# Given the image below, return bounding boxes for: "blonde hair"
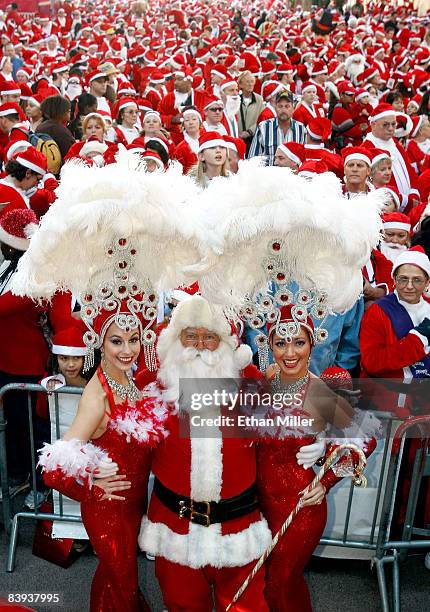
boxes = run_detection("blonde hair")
[238,70,253,84]
[82,113,107,137]
[187,157,230,187]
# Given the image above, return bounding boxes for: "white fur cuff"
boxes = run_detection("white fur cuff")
[38,439,110,484]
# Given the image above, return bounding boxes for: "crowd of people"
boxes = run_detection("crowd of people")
[1,0,430,610]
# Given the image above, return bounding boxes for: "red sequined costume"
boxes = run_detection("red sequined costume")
[39,367,169,612]
[257,393,376,612]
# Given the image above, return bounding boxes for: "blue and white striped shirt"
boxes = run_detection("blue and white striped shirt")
[248,117,307,165]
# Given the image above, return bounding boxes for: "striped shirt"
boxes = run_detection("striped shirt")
[248,117,307,164]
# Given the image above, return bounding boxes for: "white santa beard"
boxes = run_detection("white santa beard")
[380,241,408,262]
[158,339,240,404]
[225,96,241,118]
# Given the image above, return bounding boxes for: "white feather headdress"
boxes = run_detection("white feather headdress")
[12,151,205,299]
[184,159,383,313]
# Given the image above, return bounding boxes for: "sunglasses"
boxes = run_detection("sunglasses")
[208,107,223,112]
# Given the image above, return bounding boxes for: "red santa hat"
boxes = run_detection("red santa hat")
[0,80,21,97]
[369,103,396,123]
[395,112,413,138]
[277,142,306,166]
[113,97,138,119]
[13,147,47,176]
[4,139,31,160]
[370,148,391,167]
[141,150,164,169]
[52,326,87,357]
[79,137,109,158]
[0,101,26,121]
[392,244,430,279]
[85,70,107,86]
[198,131,227,153]
[309,60,328,76]
[182,107,202,123]
[223,135,246,159]
[410,115,425,139]
[170,282,200,303]
[277,62,295,75]
[342,147,371,166]
[298,159,329,177]
[301,81,317,94]
[0,208,38,251]
[382,211,411,231]
[337,80,356,96]
[307,117,332,141]
[378,186,401,210]
[203,96,224,112]
[219,77,237,92]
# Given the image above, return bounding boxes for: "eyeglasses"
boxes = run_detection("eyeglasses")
[395,276,427,288]
[208,107,223,112]
[382,122,397,128]
[181,330,220,347]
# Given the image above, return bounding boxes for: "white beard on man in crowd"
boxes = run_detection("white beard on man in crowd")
[380,241,408,263]
[225,95,241,118]
[157,337,244,407]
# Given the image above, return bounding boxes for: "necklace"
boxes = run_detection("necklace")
[271,371,310,395]
[102,367,141,403]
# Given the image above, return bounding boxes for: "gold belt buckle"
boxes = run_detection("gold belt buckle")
[191,500,211,527]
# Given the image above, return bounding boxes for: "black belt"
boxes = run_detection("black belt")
[153,478,259,527]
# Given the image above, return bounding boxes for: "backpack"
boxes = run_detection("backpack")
[27,131,62,176]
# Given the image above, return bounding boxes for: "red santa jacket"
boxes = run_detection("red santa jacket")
[0,285,48,376]
[0,180,29,220]
[292,101,325,126]
[159,90,208,144]
[331,103,363,147]
[138,367,271,568]
[304,144,343,177]
[173,139,198,174]
[362,249,394,294]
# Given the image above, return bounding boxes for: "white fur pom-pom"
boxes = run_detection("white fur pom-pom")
[234,344,253,370]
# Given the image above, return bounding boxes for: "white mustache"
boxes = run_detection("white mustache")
[180,346,221,366]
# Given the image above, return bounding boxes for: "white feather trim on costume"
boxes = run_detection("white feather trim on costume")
[138,515,272,569]
[38,439,109,484]
[109,403,169,446]
[234,344,253,370]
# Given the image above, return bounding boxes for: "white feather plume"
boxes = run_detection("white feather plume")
[184,160,383,312]
[12,151,206,299]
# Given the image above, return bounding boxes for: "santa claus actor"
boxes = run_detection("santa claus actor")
[139,296,324,610]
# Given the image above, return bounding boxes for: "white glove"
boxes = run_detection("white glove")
[296,438,326,469]
[94,457,119,479]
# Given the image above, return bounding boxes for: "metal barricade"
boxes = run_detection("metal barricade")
[373,415,430,612]
[1,382,429,611]
[0,382,84,572]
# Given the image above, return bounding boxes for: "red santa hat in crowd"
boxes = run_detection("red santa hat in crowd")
[12,147,48,176]
[0,101,26,121]
[52,326,87,356]
[0,208,38,251]
[198,131,227,153]
[298,159,329,177]
[140,150,165,170]
[391,245,430,278]
[223,135,246,160]
[410,115,425,139]
[307,117,332,141]
[378,186,401,210]
[382,211,411,232]
[342,147,371,166]
[369,103,396,123]
[370,148,391,167]
[277,142,306,166]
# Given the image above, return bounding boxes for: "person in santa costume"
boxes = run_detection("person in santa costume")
[173,107,202,174]
[0,208,48,499]
[360,246,430,415]
[363,103,421,210]
[292,82,325,127]
[273,141,306,172]
[380,211,411,264]
[138,295,326,611]
[0,147,48,219]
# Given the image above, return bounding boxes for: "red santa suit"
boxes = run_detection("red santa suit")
[331,103,363,147]
[292,101,325,126]
[159,90,208,144]
[0,177,29,220]
[173,134,199,173]
[138,298,271,611]
[362,248,394,295]
[257,103,276,125]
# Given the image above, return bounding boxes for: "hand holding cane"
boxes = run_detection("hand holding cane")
[225,443,367,611]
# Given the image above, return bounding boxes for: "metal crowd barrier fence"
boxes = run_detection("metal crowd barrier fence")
[1,383,429,612]
[0,382,84,572]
